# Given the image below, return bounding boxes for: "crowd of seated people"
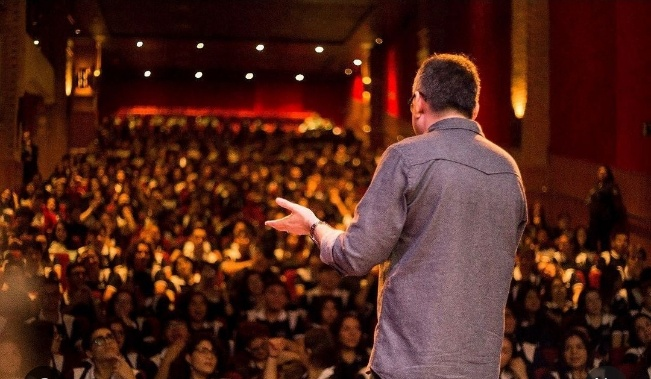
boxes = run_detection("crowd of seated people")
[0,115,649,379]
[503,208,650,379]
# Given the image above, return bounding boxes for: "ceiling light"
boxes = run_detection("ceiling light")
[144,70,151,77]
[256,44,265,51]
[33,40,40,45]
[295,74,304,81]
[375,38,383,45]
[245,73,254,80]
[195,71,203,79]
[93,69,101,77]
[344,68,353,75]
[353,59,362,66]
[136,41,143,48]
[196,42,204,49]
[362,76,372,85]
[315,46,324,53]
[75,29,81,35]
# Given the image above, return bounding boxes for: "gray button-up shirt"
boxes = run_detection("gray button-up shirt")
[320,117,527,379]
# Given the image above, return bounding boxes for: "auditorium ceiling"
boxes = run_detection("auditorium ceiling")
[71,0,415,79]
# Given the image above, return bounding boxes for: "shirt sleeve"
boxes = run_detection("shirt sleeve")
[320,146,408,276]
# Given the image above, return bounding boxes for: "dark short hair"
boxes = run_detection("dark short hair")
[82,323,112,351]
[413,53,480,118]
[304,327,337,369]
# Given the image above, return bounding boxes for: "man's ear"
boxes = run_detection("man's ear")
[414,92,427,115]
[471,103,479,120]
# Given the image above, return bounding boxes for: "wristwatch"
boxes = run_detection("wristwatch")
[309,220,327,245]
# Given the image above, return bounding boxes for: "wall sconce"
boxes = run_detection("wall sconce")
[511,0,527,119]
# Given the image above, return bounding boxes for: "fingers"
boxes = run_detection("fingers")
[274,197,299,212]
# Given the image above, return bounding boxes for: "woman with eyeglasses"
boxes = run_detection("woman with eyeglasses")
[157,334,225,379]
[64,324,141,379]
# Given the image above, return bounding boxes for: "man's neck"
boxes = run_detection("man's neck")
[420,111,469,134]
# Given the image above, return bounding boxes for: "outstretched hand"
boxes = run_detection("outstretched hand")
[265,197,319,235]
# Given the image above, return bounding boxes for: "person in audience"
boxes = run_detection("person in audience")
[231,269,267,316]
[544,329,594,379]
[622,247,647,312]
[301,326,340,379]
[573,226,596,275]
[173,335,224,379]
[26,278,85,355]
[245,279,307,342]
[568,288,616,361]
[65,324,141,379]
[104,240,156,307]
[499,335,529,379]
[331,312,369,379]
[310,296,342,329]
[620,313,651,365]
[600,230,629,270]
[299,264,350,323]
[230,321,280,379]
[180,290,230,348]
[169,255,199,294]
[108,318,158,379]
[62,261,97,319]
[513,283,548,369]
[172,226,221,265]
[150,314,190,367]
[105,289,141,352]
[586,165,627,252]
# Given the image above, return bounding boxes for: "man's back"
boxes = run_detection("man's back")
[362,118,527,378]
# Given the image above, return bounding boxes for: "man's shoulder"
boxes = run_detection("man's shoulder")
[388,127,521,177]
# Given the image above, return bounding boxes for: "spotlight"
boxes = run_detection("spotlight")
[256,44,265,51]
[295,74,304,81]
[195,71,203,79]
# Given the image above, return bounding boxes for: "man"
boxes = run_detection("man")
[266,53,527,379]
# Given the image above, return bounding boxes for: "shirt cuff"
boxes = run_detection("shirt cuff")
[319,227,345,266]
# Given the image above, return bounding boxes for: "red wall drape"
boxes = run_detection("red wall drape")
[550,1,651,174]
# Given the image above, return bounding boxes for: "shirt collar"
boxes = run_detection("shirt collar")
[427,117,484,136]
